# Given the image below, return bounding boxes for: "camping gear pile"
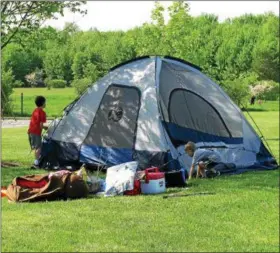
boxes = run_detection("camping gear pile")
[3,170,89,203]
[2,161,188,203]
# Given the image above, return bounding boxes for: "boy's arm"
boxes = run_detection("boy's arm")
[188,151,197,180]
[188,164,195,180]
[40,111,48,130]
[40,122,48,130]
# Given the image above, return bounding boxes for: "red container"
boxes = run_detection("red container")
[1,187,7,198]
[145,167,165,183]
[124,180,141,195]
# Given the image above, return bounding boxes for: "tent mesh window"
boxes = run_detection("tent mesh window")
[159,60,243,138]
[169,89,230,137]
[83,85,141,149]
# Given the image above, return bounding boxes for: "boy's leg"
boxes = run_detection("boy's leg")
[199,167,206,178]
[196,166,200,178]
[205,162,221,177]
[35,148,41,160]
[197,162,206,178]
[29,134,42,167]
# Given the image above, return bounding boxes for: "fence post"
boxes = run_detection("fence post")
[21,93,23,116]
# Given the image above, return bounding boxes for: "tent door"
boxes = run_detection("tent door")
[83,84,141,151]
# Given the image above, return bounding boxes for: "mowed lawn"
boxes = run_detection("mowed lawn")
[10,88,76,117]
[1,105,279,252]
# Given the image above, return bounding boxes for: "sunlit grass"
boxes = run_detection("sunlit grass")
[1,102,279,252]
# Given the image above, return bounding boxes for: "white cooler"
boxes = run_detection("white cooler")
[140,167,166,194]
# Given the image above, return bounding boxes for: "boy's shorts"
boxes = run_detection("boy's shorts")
[28,133,42,150]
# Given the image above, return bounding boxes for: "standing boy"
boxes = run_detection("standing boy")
[28,96,48,169]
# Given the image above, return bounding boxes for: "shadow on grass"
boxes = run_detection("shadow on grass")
[241,108,266,112]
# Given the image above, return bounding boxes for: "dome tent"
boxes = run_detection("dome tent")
[40,56,277,174]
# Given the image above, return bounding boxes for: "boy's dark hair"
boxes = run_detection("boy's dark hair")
[35,96,46,107]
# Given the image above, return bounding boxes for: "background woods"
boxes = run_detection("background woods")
[1,2,279,115]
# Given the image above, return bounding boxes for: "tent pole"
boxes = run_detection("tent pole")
[241,104,275,158]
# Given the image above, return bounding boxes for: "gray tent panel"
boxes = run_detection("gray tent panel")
[169,89,230,137]
[159,60,243,138]
[84,84,141,149]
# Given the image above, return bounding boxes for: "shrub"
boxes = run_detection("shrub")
[25,68,45,87]
[250,80,279,101]
[12,80,23,88]
[46,79,67,88]
[222,79,250,108]
[71,78,91,95]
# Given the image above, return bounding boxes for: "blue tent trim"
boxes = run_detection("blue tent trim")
[165,122,243,145]
[80,145,134,165]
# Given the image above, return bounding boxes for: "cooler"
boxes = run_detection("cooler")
[140,167,166,194]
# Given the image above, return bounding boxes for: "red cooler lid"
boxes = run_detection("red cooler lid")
[146,172,165,180]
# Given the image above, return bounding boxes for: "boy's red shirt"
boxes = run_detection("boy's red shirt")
[28,107,46,136]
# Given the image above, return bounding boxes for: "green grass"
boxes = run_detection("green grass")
[1,103,279,252]
[245,100,279,112]
[10,88,76,117]
[1,172,279,252]
[244,111,279,161]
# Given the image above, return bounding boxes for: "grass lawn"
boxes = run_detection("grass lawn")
[245,100,279,112]
[10,88,76,117]
[1,106,279,252]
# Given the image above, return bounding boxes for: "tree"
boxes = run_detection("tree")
[252,14,279,82]
[1,69,14,115]
[43,42,73,84]
[1,1,87,50]
[1,43,42,85]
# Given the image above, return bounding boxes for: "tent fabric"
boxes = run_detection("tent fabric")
[159,60,243,138]
[165,122,243,146]
[39,56,277,174]
[80,145,133,165]
[169,89,231,137]
[83,85,141,149]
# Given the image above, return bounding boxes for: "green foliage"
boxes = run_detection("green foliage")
[263,81,279,101]
[250,80,280,101]
[1,1,87,49]
[222,79,250,108]
[25,68,45,87]
[1,69,14,114]
[252,15,279,82]
[12,80,23,88]
[1,4,279,118]
[46,79,67,88]
[71,78,91,95]
[1,43,42,85]
[83,63,99,83]
[43,43,73,84]
[220,72,258,107]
